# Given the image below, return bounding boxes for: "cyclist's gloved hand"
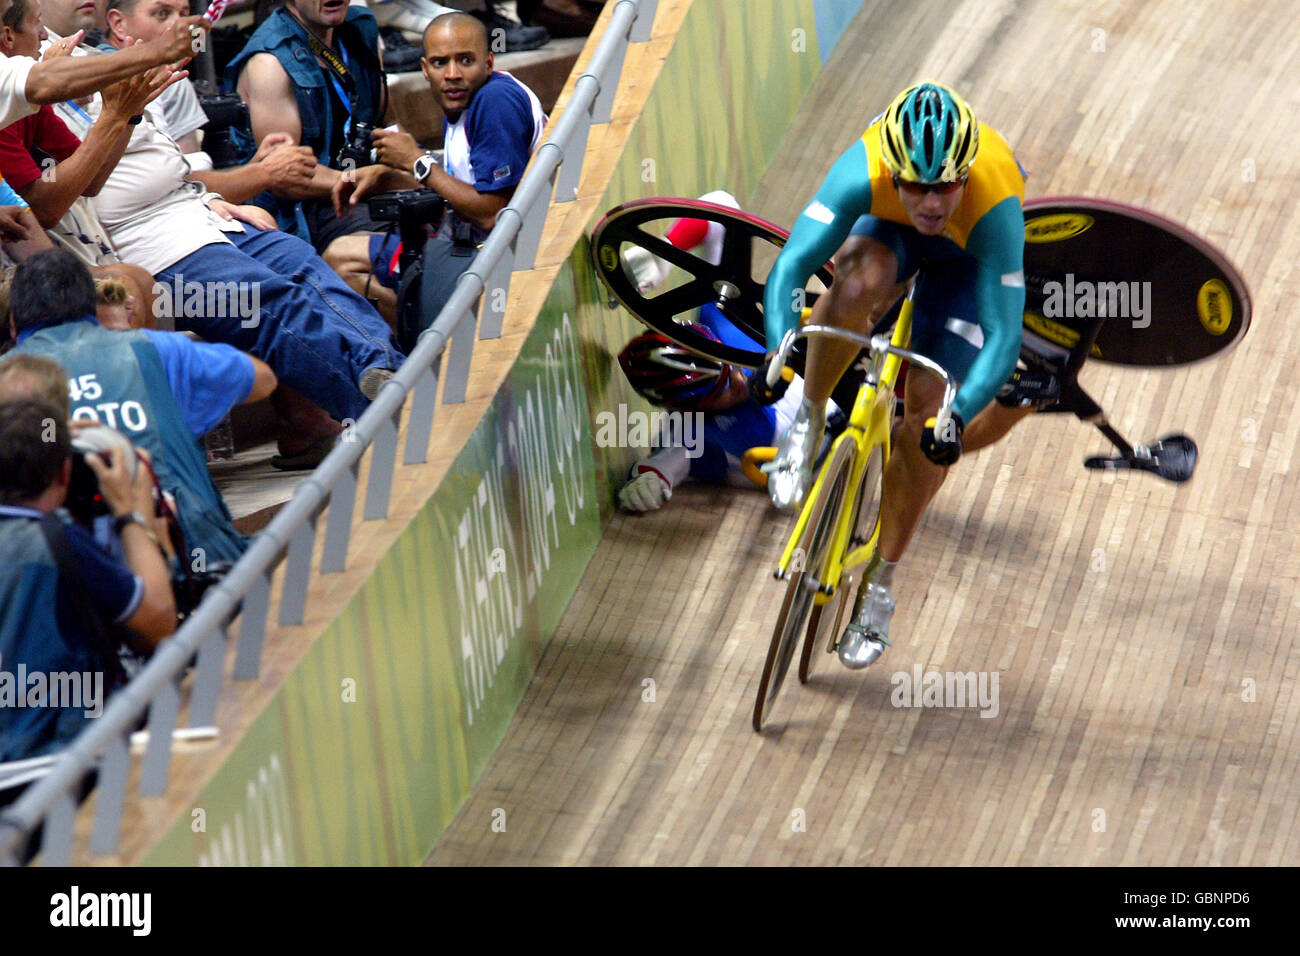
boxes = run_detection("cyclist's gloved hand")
[621,245,669,294]
[748,353,792,406]
[920,412,965,466]
[618,465,672,512]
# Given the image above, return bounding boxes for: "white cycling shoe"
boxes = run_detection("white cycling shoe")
[764,401,825,510]
[838,581,894,670]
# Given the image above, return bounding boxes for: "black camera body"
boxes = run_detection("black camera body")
[198,92,252,170]
[366,189,448,352]
[336,121,376,170]
[173,561,235,622]
[64,450,109,527]
[367,188,447,271]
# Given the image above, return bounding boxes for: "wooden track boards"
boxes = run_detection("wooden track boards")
[428,0,1300,865]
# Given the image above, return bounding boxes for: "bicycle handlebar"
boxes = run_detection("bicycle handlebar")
[768,324,959,433]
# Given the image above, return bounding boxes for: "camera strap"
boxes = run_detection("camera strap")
[303,28,359,136]
[37,514,126,682]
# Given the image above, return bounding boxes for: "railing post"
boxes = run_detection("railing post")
[41,789,77,866]
[441,298,478,404]
[89,735,130,855]
[188,625,227,728]
[321,460,360,573]
[480,245,515,340]
[630,0,657,42]
[139,679,181,796]
[278,509,319,626]
[403,364,441,465]
[555,90,595,202]
[232,571,271,680]
[514,162,557,270]
[363,406,402,520]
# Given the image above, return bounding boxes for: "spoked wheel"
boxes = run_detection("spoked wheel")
[591,198,835,369]
[798,442,887,684]
[753,441,854,732]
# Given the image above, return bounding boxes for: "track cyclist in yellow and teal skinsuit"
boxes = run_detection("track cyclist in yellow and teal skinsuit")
[757,82,1028,670]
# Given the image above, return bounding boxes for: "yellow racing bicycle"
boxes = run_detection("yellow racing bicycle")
[750,293,956,731]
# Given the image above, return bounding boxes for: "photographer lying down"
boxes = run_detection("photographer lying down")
[8,249,276,565]
[331,11,545,340]
[95,0,319,205]
[0,398,175,764]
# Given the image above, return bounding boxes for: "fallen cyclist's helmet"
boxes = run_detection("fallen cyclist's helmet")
[879,82,979,183]
[618,323,733,410]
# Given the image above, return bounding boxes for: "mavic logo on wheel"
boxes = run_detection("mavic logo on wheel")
[599,244,619,273]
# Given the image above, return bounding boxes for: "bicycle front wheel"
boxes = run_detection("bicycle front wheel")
[798,442,886,683]
[753,439,855,731]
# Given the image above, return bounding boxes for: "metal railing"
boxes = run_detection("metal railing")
[0,0,658,866]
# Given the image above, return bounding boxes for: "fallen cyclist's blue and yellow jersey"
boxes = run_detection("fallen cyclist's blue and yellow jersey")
[764,118,1027,424]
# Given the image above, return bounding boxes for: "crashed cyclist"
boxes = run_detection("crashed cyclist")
[758,82,1029,670]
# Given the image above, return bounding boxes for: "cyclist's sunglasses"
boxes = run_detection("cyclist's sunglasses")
[893,175,967,196]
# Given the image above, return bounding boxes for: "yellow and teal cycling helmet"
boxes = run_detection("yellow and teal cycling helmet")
[878,82,979,183]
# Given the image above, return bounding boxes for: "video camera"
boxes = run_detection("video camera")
[367,188,446,269]
[368,189,448,352]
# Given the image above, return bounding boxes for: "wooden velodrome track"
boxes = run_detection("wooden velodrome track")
[428,0,1300,865]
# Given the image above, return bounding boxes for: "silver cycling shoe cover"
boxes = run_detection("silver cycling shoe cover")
[765,400,826,510]
[838,581,894,669]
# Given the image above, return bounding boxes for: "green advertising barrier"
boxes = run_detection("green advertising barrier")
[147,268,599,865]
[142,0,851,865]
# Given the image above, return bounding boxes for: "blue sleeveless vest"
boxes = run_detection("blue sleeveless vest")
[0,510,101,761]
[224,7,383,238]
[14,321,248,566]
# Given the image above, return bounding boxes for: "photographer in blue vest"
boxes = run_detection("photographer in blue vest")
[0,397,176,762]
[226,0,401,317]
[9,249,277,567]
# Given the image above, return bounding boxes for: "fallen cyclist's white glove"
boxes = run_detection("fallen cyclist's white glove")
[621,245,670,294]
[618,466,672,512]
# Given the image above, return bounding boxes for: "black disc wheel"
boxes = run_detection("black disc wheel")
[591,197,835,369]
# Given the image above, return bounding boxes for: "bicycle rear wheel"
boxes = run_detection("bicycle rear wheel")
[753,440,854,731]
[798,443,886,683]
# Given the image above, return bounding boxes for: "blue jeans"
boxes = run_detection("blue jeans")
[156,227,404,423]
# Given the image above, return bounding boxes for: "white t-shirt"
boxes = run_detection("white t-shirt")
[85,111,240,274]
[0,54,38,131]
[151,77,209,144]
[41,38,240,275]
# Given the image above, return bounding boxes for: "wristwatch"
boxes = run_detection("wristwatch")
[113,510,161,549]
[412,152,437,183]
